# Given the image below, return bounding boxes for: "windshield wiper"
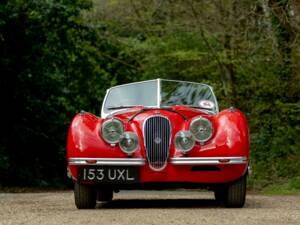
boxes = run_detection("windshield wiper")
[186,105,215,114]
[187,105,213,110]
[107,105,143,110]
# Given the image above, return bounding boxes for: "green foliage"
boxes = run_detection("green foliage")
[0,0,138,186]
[289,177,300,190]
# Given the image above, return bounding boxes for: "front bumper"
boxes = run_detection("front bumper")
[68,156,248,184]
[69,156,247,166]
[69,158,146,166]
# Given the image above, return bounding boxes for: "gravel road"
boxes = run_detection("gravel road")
[0,190,299,225]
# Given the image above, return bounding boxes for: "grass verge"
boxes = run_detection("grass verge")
[252,176,300,195]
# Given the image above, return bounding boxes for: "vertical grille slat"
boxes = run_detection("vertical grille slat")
[144,116,171,170]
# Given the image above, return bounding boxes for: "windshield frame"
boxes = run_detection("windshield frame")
[101,79,219,118]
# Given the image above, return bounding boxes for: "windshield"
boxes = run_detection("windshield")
[160,80,217,109]
[104,80,157,112]
[102,79,218,117]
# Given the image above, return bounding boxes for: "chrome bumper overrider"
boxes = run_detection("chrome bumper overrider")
[170,157,248,165]
[68,156,247,166]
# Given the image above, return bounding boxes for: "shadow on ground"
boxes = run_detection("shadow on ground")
[98,199,224,209]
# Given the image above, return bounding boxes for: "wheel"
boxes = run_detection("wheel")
[74,182,96,209]
[97,189,113,202]
[224,175,247,208]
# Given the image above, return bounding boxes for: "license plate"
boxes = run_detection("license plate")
[78,166,139,184]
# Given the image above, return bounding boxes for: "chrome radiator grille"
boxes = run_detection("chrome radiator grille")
[143,116,171,170]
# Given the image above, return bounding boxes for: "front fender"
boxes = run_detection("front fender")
[66,112,129,159]
[214,108,250,157]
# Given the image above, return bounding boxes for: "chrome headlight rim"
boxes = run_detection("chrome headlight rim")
[190,116,213,143]
[175,130,195,153]
[119,131,139,155]
[101,118,124,144]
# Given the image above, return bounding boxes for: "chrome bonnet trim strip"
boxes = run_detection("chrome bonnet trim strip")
[171,157,248,165]
[68,158,145,166]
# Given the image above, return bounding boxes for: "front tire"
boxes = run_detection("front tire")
[74,183,96,209]
[224,175,247,208]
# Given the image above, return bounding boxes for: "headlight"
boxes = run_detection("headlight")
[175,130,195,153]
[190,117,213,142]
[101,119,124,144]
[119,132,139,154]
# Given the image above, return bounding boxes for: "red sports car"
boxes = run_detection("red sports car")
[67,79,250,208]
